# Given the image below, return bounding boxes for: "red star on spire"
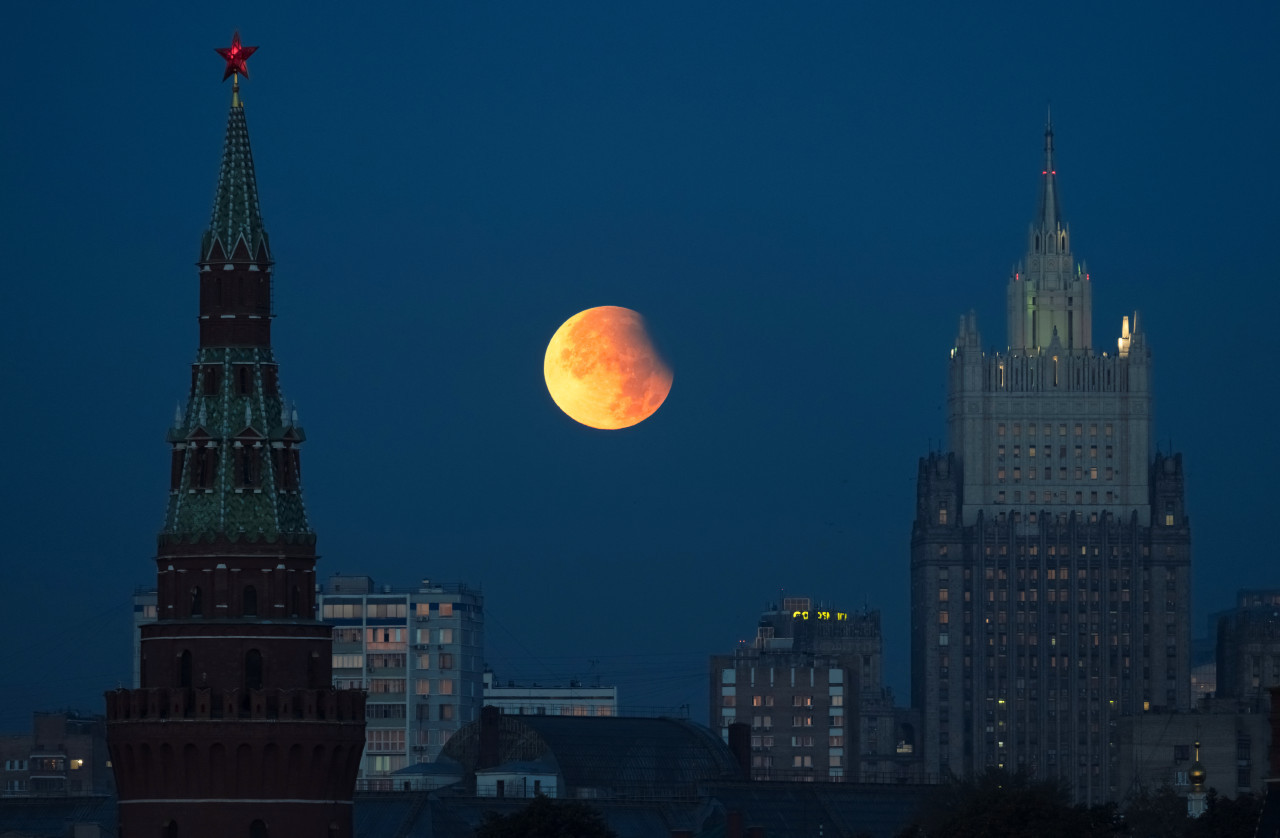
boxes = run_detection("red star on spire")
[215,31,258,81]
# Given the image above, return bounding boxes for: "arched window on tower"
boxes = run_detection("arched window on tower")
[249,820,268,838]
[190,587,203,617]
[179,650,192,689]
[245,649,263,692]
[163,820,179,838]
[308,651,321,689]
[290,586,301,617]
[234,444,261,488]
[243,585,258,617]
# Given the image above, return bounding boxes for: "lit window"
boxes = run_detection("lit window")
[439,603,454,618]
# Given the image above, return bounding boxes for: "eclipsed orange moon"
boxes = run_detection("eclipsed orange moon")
[543,306,673,430]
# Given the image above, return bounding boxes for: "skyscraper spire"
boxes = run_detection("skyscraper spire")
[1006,115,1091,351]
[1037,108,1062,233]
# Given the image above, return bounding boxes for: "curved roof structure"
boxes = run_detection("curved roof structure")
[441,714,740,799]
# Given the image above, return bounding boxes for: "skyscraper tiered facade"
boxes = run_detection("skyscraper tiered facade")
[910,120,1191,804]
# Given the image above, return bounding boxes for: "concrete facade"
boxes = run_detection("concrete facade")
[1216,590,1280,710]
[910,120,1192,805]
[0,713,113,798]
[319,575,485,784]
[482,671,617,717]
[707,597,923,782]
[1114,700,1270,800]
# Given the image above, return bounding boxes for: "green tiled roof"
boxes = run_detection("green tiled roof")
[163,347,312,541]
[200,96,270,263]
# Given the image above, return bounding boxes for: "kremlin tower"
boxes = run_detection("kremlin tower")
[105,34,365,837]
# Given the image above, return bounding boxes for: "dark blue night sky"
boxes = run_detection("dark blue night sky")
[2,2,1277,729]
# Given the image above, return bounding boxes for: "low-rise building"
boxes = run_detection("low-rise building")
[1113,698,1270,801]
[0,712,113,797]
[1217,590,1280,710]
[482,670,617,717]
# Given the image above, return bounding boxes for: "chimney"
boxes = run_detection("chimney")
[479,705,501,770]
[727,811,744,838]
[728,722,751,780]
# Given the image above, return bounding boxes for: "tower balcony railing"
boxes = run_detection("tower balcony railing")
[104,685,366,724]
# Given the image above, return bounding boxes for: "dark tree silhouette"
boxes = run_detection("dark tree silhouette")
[474,794,616,838]
[900,768,1121,838]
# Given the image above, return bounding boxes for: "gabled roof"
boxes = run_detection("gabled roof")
[442,715,741,799]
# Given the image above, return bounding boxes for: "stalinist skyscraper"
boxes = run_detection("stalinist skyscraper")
[910,118,1191,804]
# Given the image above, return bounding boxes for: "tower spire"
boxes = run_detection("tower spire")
[107,34,363,838]
[204,32,267,264]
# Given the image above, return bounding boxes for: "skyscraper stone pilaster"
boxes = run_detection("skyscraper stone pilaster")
[910,117,1192,805]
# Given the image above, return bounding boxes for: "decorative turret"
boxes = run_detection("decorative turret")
[106,35,364,838]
